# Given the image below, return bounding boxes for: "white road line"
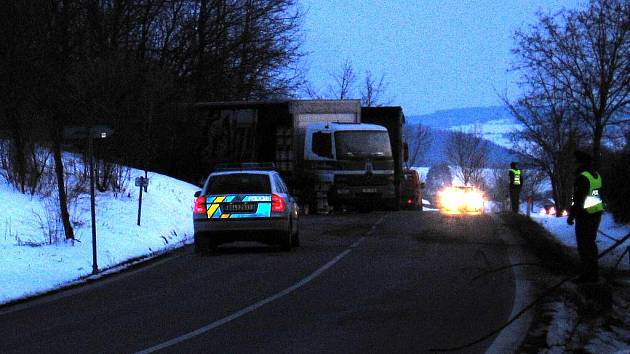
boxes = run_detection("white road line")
[135,248,354,354]
[135,215,386,353]
[485,218,535,354]
[351,237,366,248]
[365,214,387,237]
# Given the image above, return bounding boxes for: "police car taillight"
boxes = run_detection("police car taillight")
[193,196,207,214]
[272,194,285,212]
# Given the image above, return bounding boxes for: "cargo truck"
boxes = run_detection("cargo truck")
[189,100,400,213]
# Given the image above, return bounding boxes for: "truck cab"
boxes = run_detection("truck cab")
[303,122,396,211]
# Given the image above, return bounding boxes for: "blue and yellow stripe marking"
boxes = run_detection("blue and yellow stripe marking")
[205,194,272,219]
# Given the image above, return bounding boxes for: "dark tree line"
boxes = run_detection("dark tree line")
[0,0,304,240]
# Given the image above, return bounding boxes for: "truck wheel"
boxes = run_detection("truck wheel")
[386,198,400,211]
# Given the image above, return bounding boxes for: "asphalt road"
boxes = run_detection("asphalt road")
[0,210,519,354]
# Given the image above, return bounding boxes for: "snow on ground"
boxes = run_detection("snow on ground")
[537,288,630,354]
[528,211,630,354]
[450,118,521,149]
[0,168,198,305]
[531,212,630,271]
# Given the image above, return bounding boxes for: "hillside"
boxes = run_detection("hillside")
[407,106,515,129]
[407,127,518,168]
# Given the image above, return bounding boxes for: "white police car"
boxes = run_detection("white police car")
[193,164,299,253]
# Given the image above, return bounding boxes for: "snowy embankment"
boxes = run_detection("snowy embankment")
[0,169,198,305]
[528,211,630,354]
[531,212,630,271]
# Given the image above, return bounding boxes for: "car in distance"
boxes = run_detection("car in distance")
[193,164,299,253]
[400,168,423,210]
[437,185,485,215]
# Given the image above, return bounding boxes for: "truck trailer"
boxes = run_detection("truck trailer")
[189,100,401,213]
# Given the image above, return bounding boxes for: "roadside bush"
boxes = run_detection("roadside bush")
[0,139,51,195]
[601,149,630,224]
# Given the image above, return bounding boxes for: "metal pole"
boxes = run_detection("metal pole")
[89,132,98,274]
[137,179,143,226]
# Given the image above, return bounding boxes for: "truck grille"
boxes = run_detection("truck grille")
[337,160,394,171]
[335,174,390,186]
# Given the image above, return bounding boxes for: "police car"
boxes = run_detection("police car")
[192,164,299,253]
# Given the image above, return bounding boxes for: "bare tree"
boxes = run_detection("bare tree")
[513,0,630,168]
[446,129,489,187]
[361,70,388,106]
[327,59,357,99]
[301,81,323,99]
[404,124,432,166]
[489,168,510,212]
[425,162,452,201]
[502,80,581,215]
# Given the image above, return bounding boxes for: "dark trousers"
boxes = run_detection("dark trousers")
[575,212,602,280]
[509,187,520,213]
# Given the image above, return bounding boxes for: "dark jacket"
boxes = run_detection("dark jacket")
[569,166,601,219]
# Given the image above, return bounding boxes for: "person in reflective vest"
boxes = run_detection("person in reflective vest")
[567,150,604,283]
[509,162,522,213]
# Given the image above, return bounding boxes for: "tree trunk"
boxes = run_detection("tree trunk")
[7,108,27,193]
[52,124,74,240]
[592,123,603,170]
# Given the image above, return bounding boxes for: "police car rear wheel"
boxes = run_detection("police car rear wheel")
[194,233,215,255]
[291,229,300,248]
[280,223,293,252]
[194,233,207,255]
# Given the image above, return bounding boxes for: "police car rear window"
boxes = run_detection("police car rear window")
[204,174,271,195]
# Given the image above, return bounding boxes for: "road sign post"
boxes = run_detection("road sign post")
[135,177,149,226]
[526,195,533,217]
[88,133,97,274]
[63,125,113,275]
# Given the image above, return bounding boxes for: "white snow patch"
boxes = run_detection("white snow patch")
[531,213,630,270]
[449,118,521,149]
[529,212,630,354]
[0,168,198,305]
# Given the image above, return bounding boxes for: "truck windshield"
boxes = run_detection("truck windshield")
[335,131,392,159]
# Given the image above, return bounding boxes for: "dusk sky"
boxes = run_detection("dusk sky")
[301,0,584,115]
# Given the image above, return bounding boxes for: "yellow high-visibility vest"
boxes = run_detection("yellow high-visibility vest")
[510,169,521,186]
[581,171,604,213]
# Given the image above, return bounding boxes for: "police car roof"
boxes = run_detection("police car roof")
[307,122,387,132]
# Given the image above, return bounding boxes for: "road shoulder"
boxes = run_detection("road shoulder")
[484,214,539,354]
